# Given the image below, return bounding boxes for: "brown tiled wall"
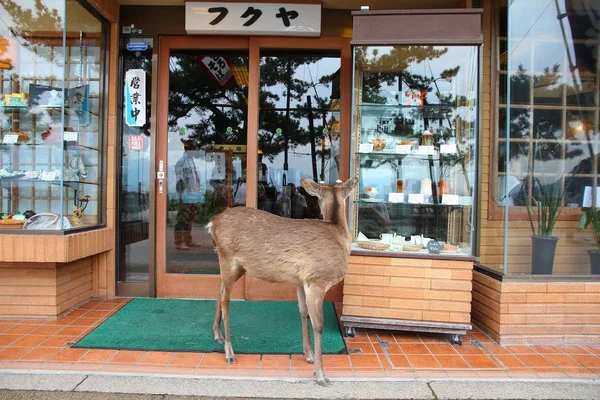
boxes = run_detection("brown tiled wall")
[0,257,92,319]
[342,255,473,324]
[472,271,600,345]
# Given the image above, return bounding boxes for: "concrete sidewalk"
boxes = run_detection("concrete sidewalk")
[1,371,599,399]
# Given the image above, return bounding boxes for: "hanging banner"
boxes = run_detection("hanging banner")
[125,69,146,127]
[200,56,233,87]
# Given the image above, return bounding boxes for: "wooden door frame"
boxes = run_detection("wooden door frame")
[155,35,351,301]
[156,36,249,299]
[245,36,352,301]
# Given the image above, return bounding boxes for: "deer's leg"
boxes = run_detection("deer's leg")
[305,284,328,386]
[296,285,314,364]
[221,260,245,364]
[212,281,224,344]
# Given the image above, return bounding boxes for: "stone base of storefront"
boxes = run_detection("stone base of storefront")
[472,267,600,345]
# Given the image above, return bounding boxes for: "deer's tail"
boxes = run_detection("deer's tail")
[206,221,213,234]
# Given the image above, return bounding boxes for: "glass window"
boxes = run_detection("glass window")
[495,0,600,275]
[351,45,479,256]
[258,52,341,219]
[166,50,249,274]
[0,0,107,231]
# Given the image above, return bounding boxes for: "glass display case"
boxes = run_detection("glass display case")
[350,45,479,256]
[0,0,107,232]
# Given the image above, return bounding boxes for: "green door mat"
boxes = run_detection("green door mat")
[74,298,347,354]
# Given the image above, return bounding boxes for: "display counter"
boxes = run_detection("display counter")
[342,9,482,344]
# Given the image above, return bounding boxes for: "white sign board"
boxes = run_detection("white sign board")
[125,69,146,127]
[200,57,233,87]
[185,2,321,36]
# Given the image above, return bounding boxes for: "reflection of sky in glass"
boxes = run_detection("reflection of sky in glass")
[354,46,479,198]
[502,0,600,207]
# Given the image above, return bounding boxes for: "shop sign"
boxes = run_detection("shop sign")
[185,2,321,36]
[128,135,144,151]
[125,69,146,127]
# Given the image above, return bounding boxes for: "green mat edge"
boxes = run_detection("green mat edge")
[73,298,349,355]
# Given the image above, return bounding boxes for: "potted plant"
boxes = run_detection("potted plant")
[525,176,565,274]
[578,207,600,275]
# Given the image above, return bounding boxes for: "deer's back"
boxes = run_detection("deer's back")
[209,207,350,287]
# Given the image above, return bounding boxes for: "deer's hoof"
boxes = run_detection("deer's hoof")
[214,336,224,344]
[226,355,237,364]
[305,354,314,364]
[316,377,330,387]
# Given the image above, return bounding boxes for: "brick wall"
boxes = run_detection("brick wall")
[342,255,473,325]
[472,270,600,345]
[0,257,93,319]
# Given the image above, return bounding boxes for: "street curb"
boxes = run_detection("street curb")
[1,371,599,399]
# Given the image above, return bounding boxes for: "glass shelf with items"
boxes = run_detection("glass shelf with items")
[350,44,479,257]
[0,80,104,232]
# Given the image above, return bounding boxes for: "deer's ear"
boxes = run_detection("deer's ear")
[341,177,359,198]
[301,178,321,197]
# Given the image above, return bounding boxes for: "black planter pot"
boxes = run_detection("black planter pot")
[588,250,600,275]
[531,235,559,275]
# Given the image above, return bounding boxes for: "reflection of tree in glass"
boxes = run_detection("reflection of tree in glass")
[358,46,475,192]
[169,54,339,181]
[168,55,248,151]
[1,0,63,64]
[259,56,338,180]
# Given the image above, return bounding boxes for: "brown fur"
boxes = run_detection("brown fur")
[208,177,358,386]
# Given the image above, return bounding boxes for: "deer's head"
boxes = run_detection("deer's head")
[300,178,358,224]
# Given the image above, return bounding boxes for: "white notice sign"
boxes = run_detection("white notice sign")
[185,2,321,36]
[63,131,78,142]
[125,69,146,127]
[3,134,18,144]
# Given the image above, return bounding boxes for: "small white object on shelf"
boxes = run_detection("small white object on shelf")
[388,193,404,203]
[359,143,374,153]
[408,193,425,204]
[441,194,459,205]
[458,196,473,206]
[440,144,457,154]
[395,144,412,154]
[417,145,435,155]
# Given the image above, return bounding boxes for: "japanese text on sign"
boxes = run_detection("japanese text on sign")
[128,135,144,151]
[125,69,146,127]
[186,2,321,36]
[209,152,226,180]
[200,57,233,87]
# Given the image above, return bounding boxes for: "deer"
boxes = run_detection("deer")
[207,177,358,386]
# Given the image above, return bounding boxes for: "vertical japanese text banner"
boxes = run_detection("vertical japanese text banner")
[125,69,146,127]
